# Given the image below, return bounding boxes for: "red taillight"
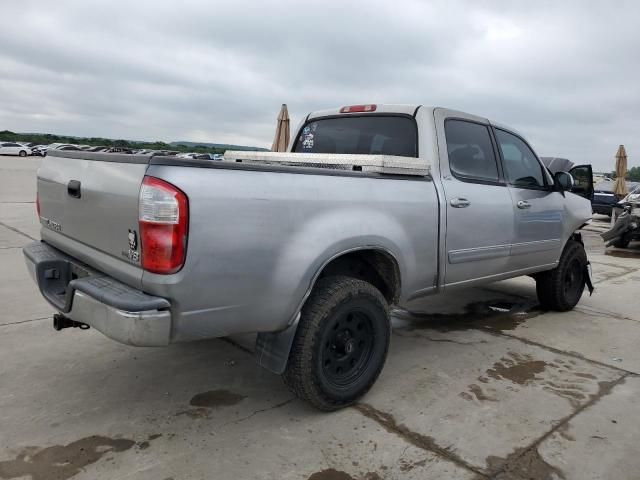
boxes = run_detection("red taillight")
[36,192,40,217]
[139,176,188,274]
[340,104,377,113]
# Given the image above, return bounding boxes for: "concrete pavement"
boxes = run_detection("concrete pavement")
[1,154,639,480]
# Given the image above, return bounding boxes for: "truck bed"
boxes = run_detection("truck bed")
[35,150,440,342]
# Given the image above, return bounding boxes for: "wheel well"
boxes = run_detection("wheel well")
[317,250,401,304]
[571,232,584,246]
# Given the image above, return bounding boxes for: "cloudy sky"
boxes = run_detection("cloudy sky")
[1,0,638,170]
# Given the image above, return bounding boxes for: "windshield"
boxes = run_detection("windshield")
[293,115,417,157]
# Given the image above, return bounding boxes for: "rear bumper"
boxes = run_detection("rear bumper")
[23,241,171,346]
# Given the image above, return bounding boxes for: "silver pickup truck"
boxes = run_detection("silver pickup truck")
[24,104,594,410]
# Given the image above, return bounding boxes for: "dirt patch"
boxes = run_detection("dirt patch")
[0,435,136,480]
[175,407,211,419]
[487,446,566,480]
[468,384,497,402]
[189,389,246,408]
[394,299,541,333]
[485,352,547,385]
[399,458,427,472]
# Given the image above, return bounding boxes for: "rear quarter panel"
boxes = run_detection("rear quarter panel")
[143,165,439,341]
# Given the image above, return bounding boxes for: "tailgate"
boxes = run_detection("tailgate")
[37,151,151,287]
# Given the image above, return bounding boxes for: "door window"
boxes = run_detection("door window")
[444,120,500,182]
[495,129,546,189]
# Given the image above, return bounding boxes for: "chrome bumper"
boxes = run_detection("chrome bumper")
[23,241,171,347]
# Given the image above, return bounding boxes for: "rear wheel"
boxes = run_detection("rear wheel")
[283,275,390,411]
[536,240,587,311]
[19,150,27,157]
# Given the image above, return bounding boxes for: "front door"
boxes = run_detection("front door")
[434,109,515,287]
[493,127,564,269]
[569,164,594,201]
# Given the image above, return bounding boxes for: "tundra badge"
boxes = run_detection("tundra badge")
[122,229,140,262]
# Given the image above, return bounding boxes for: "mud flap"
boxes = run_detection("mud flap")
[584,261,594,296]
[255,313,300,374]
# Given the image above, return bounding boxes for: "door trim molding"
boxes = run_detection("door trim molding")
[448,244,510,264]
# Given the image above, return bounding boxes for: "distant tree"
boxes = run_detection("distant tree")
[626,166,640,182]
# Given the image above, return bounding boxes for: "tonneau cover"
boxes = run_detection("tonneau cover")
[223,151,429,176]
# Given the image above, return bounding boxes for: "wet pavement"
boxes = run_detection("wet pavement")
[1,155,639,479]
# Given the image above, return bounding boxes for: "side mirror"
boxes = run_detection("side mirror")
[554,171,574,192]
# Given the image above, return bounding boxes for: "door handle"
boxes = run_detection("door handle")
[517,200,531,209]
[67,180,81,198]
[450,197,471,208]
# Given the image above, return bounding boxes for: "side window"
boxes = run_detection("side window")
[495,129,546,189]
[444,120,500,182]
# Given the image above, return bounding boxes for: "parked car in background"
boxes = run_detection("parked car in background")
[56,145,82,151]
[602,186,640,248]
[592,180,640,216]
[31,145,48,156]
[0,142,32,157]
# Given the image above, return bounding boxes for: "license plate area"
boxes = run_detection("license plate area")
[36,259,75,312]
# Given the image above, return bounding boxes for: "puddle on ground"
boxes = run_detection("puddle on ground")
[460,353,606,409]
[307,470,381,480]
[189,389,246,408]
[486,445,566,480]
[0,435,151,480]
[604,248,640,258]
[393,299,541,333]
[459,383,498,402]
[486,352,547,385]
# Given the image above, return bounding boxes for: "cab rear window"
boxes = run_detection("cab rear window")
[293,116,417,158]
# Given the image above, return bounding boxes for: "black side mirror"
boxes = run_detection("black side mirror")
[554,171,574,193]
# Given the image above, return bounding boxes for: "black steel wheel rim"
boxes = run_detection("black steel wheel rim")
[564,258,583,300]
[321,309,375,388]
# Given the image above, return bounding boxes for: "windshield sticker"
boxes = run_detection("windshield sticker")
[302,132,314,149]
[301,123,318,149]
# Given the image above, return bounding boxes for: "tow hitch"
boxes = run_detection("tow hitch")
[53,313,90,331]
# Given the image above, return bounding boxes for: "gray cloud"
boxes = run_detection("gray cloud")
[0,0,638,170]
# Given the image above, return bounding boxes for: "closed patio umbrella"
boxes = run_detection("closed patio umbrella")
[271,104,290,152]
[613,144,628,198]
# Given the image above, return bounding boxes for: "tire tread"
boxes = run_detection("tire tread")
[536,240,587,311]
[283,275,389,411]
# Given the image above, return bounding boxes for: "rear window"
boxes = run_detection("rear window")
[293,116,417,157]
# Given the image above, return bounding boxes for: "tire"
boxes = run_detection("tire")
[536,240,587,311]
[18,150,27,157]
[283,275,390,411]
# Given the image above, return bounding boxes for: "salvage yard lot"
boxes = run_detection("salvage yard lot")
[1,154,639,480]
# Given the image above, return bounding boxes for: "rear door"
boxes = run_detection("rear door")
[434,109,515,286]
[37,150,150,287]
[1,142,20,154]
[493,128,564,270]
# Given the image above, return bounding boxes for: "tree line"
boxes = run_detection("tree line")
[610,166,640,182]
[0,130,226,154]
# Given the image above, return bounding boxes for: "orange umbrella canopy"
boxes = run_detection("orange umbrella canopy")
[271,104,290,152]
[613,144,628,196]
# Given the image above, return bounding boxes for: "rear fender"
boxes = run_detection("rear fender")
[255,244,402,374]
